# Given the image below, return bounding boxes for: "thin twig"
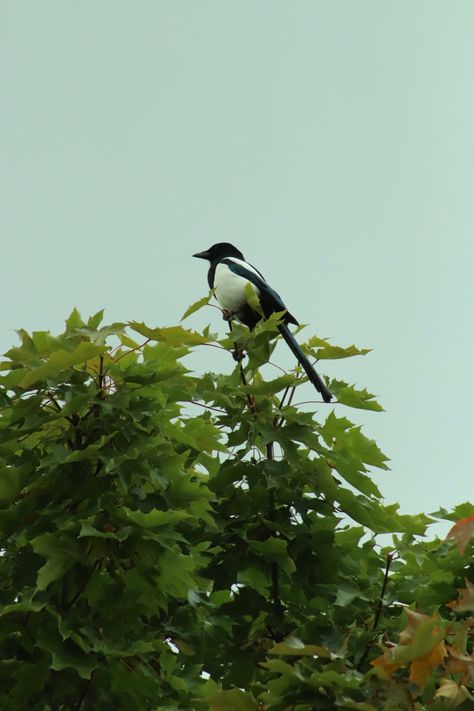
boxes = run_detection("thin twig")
[45,391,76,424]
[67,560,100,610]
[293,399,339,407]
[75,671,95,711]
[227,319,256,412]
[266,441,282,614]
[358,551,397,668]
[189,400,226,414]
[111,339,151,366]
[373,551,397,632]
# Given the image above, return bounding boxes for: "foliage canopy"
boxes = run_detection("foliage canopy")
[0,304,472,709]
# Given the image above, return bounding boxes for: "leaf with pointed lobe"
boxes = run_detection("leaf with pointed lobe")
[181,292,213,321]
[20,342,108,388]
[31,533,80,591]
[130,321,207,346]
[330,379,384,411]
[447,579,474,612]
[446,514,474,554]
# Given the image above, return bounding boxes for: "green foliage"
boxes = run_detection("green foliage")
[0,306,472,709]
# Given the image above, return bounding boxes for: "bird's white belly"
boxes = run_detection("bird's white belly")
[214,263,259,312]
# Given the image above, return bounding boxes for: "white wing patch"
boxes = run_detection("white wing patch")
[214,260,261,312]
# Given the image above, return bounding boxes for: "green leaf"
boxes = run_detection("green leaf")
[243,373,295,396]
[154,549,196,599]
[334,582,362,607]
[207,688,257,711]
[237,565,270,596]
[181,292,213,320]
[129,321,208,346]
[269,636,331,657]
[321,410,354,445]
[331,379,383,411]
[124,508,192,528]
[391,613,447,664]
[31,533,80,591]
[248,537,296,574]
[308,669,363,691]
[20,342,107,388]
[0,466,27,499]
[40,631,97,680]
[78,522,131,541]
[344,427,389,470]
[87,309,105,329]
[307,339,372,360]
[432,502,474,522]
[244,281,264,317]
[66,308,85,330]
[0,366,30,387]
[1,600,46,617]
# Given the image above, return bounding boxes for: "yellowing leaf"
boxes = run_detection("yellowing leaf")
[408,639,446,689]
[446,514,474,554]
[394,611,446,664]
[445,645,474,682]
[447,578,474,612]
[269,636,330,657]
[435,679,474,706]
[371,609,447,683]
[370,653,400,679]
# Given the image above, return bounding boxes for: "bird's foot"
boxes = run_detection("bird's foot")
[232,347,245,362]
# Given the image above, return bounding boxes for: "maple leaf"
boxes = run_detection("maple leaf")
[371,609,447,685]
[447,578,474,613]
[435,679,474,706]
[409,640,446,689]
[398,609,430,646]
[445,645,474,685]
[371,653,400,679]
[446,514,474,554]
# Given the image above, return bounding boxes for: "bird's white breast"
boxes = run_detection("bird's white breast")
[214,259,260,312]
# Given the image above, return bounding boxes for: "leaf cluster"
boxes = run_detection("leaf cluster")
[0,304,471,710]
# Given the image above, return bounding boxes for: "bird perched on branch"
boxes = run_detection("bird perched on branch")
[193,242,332,403]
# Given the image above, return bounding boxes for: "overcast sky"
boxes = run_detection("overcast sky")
[1,2,473,531]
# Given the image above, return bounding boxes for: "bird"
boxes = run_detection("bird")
[193,242,333,402]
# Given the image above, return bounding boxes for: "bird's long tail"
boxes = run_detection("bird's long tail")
[278,324,333,403]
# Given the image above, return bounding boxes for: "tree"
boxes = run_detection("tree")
[0,305,472,709]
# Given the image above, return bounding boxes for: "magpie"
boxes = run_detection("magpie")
[193,242,333,402]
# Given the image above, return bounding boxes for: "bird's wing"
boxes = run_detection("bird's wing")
[222,257,288,314]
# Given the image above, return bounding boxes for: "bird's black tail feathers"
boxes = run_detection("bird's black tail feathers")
[278,324,333,403]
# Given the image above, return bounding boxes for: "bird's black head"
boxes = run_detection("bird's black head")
[193,242,244,263]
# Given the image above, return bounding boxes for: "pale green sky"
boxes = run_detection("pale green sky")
[1,2,473,527]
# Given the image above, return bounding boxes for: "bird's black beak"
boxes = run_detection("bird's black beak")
[193,250,210,260]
